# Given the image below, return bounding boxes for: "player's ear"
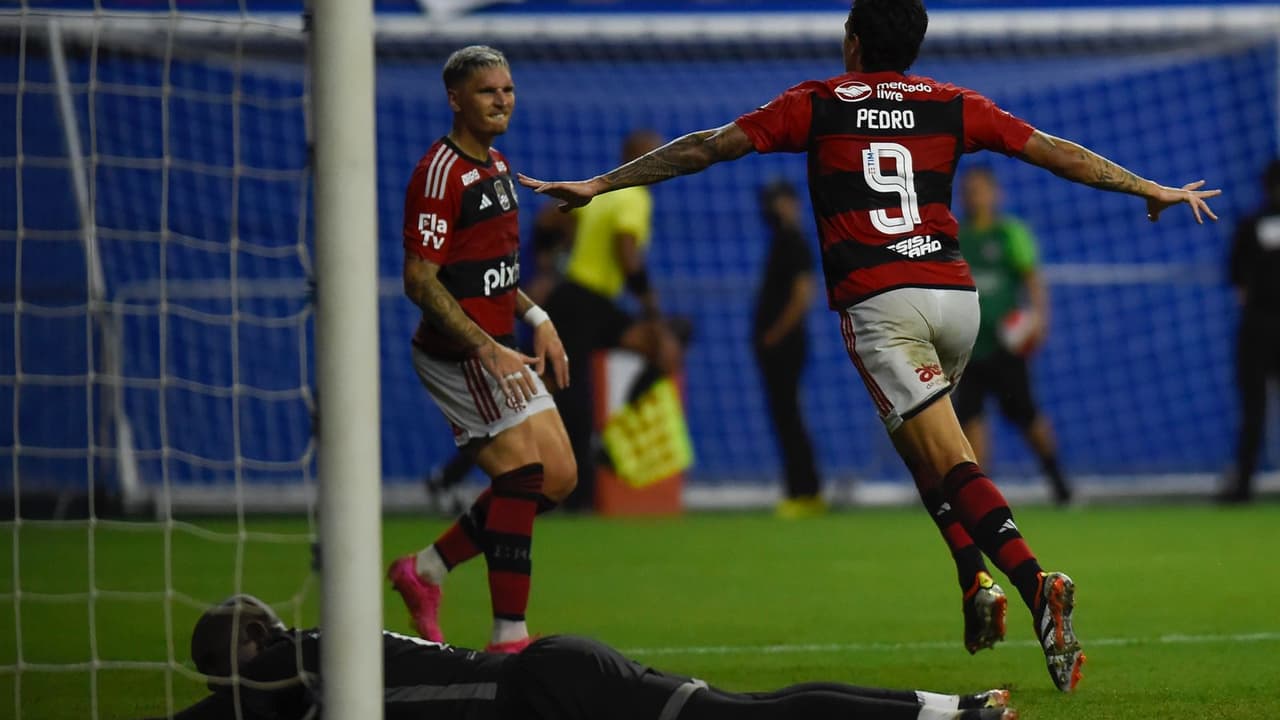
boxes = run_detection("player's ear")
[446,86,462,113]
[243,619,268,645]
[843,33,862,72]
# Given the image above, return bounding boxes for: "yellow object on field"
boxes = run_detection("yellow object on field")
[601,377,693,488]
[775,495,828,520]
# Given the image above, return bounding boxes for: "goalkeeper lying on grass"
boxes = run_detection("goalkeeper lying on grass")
[141,594,1017,720]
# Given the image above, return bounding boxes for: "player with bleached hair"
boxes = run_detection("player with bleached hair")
[388,44,576,654]
[520,0,1219,693]
[138,594,1020,720]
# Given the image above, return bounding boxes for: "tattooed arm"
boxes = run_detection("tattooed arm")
[517,123,755,210]
[596,123,755,190]
[1018,130,1220,223]
[404,252,539,402]
[404,252,491,353]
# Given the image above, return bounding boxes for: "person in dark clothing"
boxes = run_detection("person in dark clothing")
[543,130,685,511]
[142,595,1018,720]
[1224,158,1280,502]
[753,180,824,518]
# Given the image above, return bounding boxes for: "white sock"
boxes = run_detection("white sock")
[415,546,449,585]
[915,691,959,710]
[490,619,528,646]
[915,707,961,720]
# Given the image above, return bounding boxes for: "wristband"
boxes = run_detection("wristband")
[523,305,550,328]
[625,268,651,296]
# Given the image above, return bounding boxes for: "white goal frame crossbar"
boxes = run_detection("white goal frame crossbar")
[2,5,1279,42]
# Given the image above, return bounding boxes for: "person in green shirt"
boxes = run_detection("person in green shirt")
[953,167,1071,506]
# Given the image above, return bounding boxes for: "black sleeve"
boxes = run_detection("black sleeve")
[139,692,236,720]
[236,635,314,718]
[1230,217,1256,288]
[785,231,816,282]
[139,634,316,720]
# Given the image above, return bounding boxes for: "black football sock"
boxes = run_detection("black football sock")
[943,462,1043,611]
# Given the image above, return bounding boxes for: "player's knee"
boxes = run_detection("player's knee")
[542,458,577,502]
[895,407,975,478]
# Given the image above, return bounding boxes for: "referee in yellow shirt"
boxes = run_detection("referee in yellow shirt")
[544,130,682,511]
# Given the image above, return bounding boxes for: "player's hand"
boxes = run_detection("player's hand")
[758,326,784,350]
[1025,317,1048,354]
[474,340,540,407]
[517,174,603,212]
[531,320,570,392]
[1146,180,1221,224]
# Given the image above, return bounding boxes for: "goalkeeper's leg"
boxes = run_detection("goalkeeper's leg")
[681,685,1015,720]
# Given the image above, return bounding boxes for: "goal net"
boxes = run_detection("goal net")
[1,6,320,718]
[2,2,1279,715]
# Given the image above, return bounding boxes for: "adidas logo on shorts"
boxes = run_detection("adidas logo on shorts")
[479,193,493,210]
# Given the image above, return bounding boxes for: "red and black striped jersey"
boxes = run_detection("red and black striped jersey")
[403,137,522,359]
[736,71,1035,309]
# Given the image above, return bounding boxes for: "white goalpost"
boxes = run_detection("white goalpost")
[309,0,384,716]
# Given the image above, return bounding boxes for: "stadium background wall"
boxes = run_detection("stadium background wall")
[2,9,1277,506]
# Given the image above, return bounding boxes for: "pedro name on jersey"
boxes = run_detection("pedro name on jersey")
[403,138,521,359]
[735,72,1035,309]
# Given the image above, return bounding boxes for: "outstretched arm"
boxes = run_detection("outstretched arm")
[1017,130,1221,223]
[518,122,755,210]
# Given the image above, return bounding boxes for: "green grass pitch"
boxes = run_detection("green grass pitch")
[2,502,1277,719]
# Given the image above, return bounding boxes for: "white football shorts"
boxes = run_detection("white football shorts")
[837,287,979,433]
[412,346,557,447]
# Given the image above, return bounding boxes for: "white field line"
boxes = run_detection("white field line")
[621,631,1280,657]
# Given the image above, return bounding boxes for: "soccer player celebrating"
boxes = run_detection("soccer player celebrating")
[389,45,576,654]
[140,594,1019,720]
[519,0,1220,692]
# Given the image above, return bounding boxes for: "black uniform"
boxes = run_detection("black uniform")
[753,224,821,500]
[1227,208,1280,501]
[148,631,1001,720]
[152,630,508,720]
[543,279,634,510]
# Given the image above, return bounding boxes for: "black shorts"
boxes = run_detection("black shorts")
[544,281,633,357]
[502,636,696,720]
[953,348,1039,428]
